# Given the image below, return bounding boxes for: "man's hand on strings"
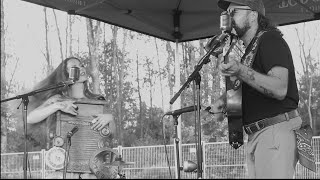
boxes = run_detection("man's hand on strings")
[219,58,242,77]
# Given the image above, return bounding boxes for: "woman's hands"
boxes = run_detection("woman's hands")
[91,114,116,133]
[27,95,78,124]
[55,100,78,116]
[46,95,78,116]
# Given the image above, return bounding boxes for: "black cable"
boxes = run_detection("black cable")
[21,107,32,179]
[27,153,32,178]
[161,114,172,179]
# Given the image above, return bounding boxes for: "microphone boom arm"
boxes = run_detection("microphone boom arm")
[1,81,73,103]
[169,32,229,105]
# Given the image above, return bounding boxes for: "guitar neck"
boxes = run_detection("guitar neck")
[223,37,238,64]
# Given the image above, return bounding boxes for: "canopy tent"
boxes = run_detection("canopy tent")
[17,0,320,178]
[21,0,320,42]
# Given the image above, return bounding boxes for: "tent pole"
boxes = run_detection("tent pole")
[173,39,182,179]
[172,8,182,179]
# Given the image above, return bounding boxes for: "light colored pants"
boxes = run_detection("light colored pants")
[246,116,302,179]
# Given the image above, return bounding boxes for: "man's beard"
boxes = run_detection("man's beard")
[232,20,250,38]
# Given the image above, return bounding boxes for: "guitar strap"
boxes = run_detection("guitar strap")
[240,31,316,172]
[241,30,265,67]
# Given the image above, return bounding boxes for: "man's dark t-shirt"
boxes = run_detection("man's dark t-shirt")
[242,30,299,125]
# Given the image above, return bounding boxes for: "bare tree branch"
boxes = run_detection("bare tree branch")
[52,9,64,60]
[7,58,20,93]
[295,27,306,73]
[44,7,52,73]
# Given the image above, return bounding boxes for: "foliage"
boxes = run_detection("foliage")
[297,58,320,135]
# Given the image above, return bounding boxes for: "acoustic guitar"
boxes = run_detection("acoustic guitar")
[223,37,244,149]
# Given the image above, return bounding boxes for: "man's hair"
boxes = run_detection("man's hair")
[257,13,283,36]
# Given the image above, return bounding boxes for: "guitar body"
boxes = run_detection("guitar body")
[226,76,243,149]
[223,36,244,149]
[222,31,265,149]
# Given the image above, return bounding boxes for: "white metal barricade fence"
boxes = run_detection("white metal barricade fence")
[1,137,319,179]
[1,149,46,179]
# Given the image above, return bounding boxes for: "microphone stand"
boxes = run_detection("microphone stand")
[63,135,72,179]
[169,32,229,179]
[193,72,203,178]
[0,81,74,179]
[172,114,181,179]
[169,32,228,105]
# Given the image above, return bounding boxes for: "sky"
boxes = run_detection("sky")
[3,0,320,111]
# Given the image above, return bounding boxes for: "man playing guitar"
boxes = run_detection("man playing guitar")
[209,0,315,178]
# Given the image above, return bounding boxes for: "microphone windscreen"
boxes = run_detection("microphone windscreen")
[220,11,232,33]
[69,67,80,82]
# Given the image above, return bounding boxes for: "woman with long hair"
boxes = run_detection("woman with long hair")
[26,57,115,151]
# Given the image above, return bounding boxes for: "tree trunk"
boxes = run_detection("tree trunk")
[145,57,153,137]
[200,39,209,105]
[308,76,313,127]
[53,9,64,61]
[43,7,53,74]
[1,0,8,153]
[65,16,68,57]
[103,24,112,105]
[86,19,101,94]
[154,38,165,136]
[68,15,73,57]
[77,29,80,55]
[111,26,120,142]
[119,29,127,146]
[146,57,153,112]
[136,52,143,138]
[166,41,175,110]
[182,41,197,106]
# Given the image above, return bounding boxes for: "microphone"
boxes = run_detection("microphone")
[204,11,232,54]
[220,11,232,33]
[67,126,79,138]
[69,66,80,83]
[165,105,200,116]
[61,66,80,86]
